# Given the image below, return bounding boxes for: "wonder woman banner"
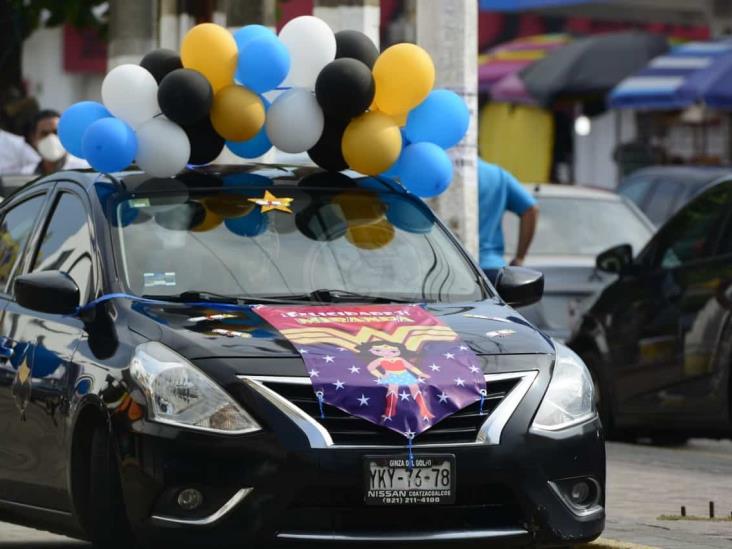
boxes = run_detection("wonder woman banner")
[255,304,486,439]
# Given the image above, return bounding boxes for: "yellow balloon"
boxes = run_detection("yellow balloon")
[332,191,386,227]
[191,203,223,232]
[210,85,265,141]
[342,112,402,175]
[181,23,237,92]
[373,43,435,115]
[346,219,395,250]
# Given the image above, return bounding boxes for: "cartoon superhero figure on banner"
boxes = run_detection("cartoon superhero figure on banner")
[365,343,434,422]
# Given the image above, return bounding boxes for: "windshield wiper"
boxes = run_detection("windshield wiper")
[306,289,413,303]
[142,291,304,305]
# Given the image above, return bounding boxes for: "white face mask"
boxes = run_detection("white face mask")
[37,133,66,162]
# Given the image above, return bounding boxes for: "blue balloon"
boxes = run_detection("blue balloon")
[380,129,409,178]
[58,101,111,158]
[405,89,469,149]
[233,24,275,50]
[226,97,272,158]
[237,35,291,93]
[385,195,434,234]
[81,117,137,173]
[225,208,269,237]
[398,143,453,198]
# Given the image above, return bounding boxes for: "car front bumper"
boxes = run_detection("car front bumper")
[115,425,604,546]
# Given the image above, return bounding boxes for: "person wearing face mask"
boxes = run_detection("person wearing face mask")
[29,109,89,175]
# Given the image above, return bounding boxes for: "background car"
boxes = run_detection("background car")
[618,165,732,226]
[503,184,654,341]
[570,178,732,443]
[0,166,604,548]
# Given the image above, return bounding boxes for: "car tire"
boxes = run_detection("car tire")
[86,421,134,549]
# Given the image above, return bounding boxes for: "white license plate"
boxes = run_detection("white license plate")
[364,455,455,505]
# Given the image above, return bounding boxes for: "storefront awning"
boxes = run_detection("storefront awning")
[609,41,732,110]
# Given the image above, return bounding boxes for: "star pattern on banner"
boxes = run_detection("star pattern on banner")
[358,394,370,406]
[349,365,360,374]
[323,355,335,363]
[309,369,319,377]
[399,390,411,401]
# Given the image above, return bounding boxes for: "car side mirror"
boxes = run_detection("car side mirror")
[14,271,80,315]
[596,244,633,274]
[495,266,544,308]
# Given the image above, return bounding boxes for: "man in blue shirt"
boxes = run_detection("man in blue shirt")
[478,160,539,284]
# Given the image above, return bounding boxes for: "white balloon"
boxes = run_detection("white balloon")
[279,16,336,89]
[101,64,159,128]
[135,117,190,177]
[266,88,324,154]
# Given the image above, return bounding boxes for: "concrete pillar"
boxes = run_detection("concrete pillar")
[108,0,158,68]
[417,0,478,256]
[223,0,277,30]
[314,0,380,48]
[708,0,732,38]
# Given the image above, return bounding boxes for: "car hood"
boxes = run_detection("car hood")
[126,300,554,375]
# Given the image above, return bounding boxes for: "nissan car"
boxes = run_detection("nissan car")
[0,166,604,547]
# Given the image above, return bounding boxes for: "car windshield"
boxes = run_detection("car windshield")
[108,174,486,304]
[503,196,653,256]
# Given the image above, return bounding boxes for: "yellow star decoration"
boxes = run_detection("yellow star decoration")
[248,191,294,214]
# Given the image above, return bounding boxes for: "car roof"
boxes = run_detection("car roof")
[521,183,622,200]
[621,165,732,185]
[16,164,406,199]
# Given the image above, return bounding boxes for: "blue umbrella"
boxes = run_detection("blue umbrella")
[610,40,732,110]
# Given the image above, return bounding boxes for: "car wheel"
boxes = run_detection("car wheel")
[86,421,134,549]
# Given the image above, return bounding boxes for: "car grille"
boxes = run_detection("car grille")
[258,375,522,446]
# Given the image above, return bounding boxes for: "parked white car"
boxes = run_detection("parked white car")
[503,184,654,341]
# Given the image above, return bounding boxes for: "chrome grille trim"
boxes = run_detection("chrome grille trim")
[239,371,537,449]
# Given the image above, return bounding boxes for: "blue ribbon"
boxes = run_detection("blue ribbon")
[479,389,487,415]
[75,293,255,316]
[315,390,326,420]
[406,433,415,471]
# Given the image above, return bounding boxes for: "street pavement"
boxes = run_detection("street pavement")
[0,439,730,548]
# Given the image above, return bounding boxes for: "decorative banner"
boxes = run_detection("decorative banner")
[256,304,486,439]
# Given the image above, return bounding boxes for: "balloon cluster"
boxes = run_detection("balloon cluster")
[59,16,469,197]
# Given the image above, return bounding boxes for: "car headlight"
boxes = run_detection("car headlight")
[130,341,260,434]
[532,343,596,431]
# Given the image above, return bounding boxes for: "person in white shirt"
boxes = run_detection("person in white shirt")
[29,109,89,175]
[0,128,40,175]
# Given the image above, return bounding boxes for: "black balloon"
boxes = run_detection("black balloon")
[158,68,213,126]
[335,30,379,68]
[140,48,183,83]
[183,118,224,166]
[308,118,349,172]
[315,58,375,120]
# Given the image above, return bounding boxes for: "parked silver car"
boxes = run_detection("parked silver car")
[503,184,654,341]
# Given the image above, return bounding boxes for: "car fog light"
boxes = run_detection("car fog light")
[177,488,204,511]
[569,481,591,505]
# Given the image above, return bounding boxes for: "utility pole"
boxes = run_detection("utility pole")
[108,0,157,68]
[223,0,278,30]
[416,0,478,256]
[314,0,381,48]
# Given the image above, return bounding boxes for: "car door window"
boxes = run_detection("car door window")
[619,176,654,208]
[653,183,732,269]
[31,193,94,302]
[645,180,683,225]
[0,194,46,292]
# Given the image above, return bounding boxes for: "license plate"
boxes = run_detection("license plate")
[364,454,455,505]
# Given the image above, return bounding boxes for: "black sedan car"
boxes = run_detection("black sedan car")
[0,166,603,547]
[570,178,732,442]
